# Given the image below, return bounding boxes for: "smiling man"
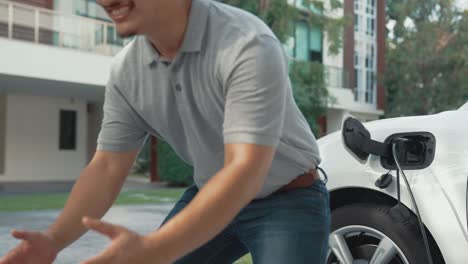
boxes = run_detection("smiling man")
[0,0,330,263]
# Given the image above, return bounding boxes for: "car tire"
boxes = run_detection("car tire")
[327,203,444,264]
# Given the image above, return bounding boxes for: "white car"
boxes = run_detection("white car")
[319,102,468,264]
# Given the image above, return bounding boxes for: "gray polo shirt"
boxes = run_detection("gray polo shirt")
[97,0,321,199]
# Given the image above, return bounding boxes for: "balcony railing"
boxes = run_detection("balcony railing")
[354,88,376,105]
[325,66,376,105]
[0,0,127,56]
[324,65,351,89]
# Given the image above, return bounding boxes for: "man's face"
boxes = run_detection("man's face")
[96,0,163,38]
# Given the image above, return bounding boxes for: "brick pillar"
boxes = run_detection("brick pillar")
[343,0,355,91]
[376,0,386,111]
[259,0,270,11]
[317,115,327,138]
[150,136,160,182]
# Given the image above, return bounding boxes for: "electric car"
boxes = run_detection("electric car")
[319,102,468,264]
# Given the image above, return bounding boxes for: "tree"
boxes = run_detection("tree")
[384,0,468,117]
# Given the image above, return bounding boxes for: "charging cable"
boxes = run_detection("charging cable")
[393,139,434,264]
[316,165,328,184]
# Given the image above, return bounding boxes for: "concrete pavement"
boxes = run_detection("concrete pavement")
[0,204,175,263]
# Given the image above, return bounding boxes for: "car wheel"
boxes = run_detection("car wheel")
[326,203,442,264]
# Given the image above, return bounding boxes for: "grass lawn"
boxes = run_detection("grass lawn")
[0,188,186,212]
[234,254,253,264]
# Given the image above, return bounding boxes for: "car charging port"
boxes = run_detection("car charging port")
[381,133,436,171]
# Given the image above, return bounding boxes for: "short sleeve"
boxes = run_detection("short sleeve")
[96,78,148,152]
[222,35,288,147]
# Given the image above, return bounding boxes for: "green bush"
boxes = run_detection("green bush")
[290,60,331,135]
[135,139,194,187]
[157,140,194,187]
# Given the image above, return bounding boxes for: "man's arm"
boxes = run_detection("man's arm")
[144,143,276,263]
[46,149,139,250]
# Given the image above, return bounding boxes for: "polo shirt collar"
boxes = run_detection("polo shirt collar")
[141,0,210,66]
[180,0,210,52]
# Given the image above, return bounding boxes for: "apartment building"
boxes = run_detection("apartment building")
[0,0,121,182]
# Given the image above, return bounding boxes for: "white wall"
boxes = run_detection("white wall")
[1,94,88,182]
[329,87,375,112]
[0,38,112,86]
[322,0,344,69]
[329,86,382,111]
[327,108,347,134]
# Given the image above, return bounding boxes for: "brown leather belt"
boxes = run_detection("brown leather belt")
[273,168,320,195]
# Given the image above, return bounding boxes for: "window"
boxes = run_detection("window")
[354,14,359,32]
[366,17,375,36]
[106,26,124,46]
[355,0,377,37]
[294,21,323,63]
[295,21,309,61]
[309,26,322,63]
[366,70,375,103]
[59,110,77,150]
[354,0,377,105]
[295,0,323,13]
[354,69,359,89]
[366,0,376,15]
[354,69,362,101]
[75,0,109,22]
[354,51,360,67]
[365,43,375,68]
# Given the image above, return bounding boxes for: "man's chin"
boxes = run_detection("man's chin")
[115,25,138,39]
[117,31,137,39]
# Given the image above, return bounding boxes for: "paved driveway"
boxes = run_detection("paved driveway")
[0,204,174,263]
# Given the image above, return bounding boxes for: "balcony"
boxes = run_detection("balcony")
[0,0,127,56]
[325,65,351,90]
[0,0,119,100]
[324,65,381,114]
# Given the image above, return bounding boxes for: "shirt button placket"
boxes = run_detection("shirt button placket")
[172,79,184,106]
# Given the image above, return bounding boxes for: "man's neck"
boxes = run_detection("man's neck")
[144,0,192,60]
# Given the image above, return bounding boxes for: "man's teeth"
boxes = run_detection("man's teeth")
[111,6,130,16]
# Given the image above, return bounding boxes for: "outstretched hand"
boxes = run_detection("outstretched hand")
[0,229,59,264]
[80,217,163,264]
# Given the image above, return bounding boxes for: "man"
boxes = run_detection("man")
[0,0,330,263]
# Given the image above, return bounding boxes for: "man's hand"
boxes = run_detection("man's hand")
[80,217,158,264]
[0,230,59,264]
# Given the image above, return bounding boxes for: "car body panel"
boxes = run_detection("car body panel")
[319,108,468,263]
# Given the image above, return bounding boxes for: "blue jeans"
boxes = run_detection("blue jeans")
[159,180,331,264]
